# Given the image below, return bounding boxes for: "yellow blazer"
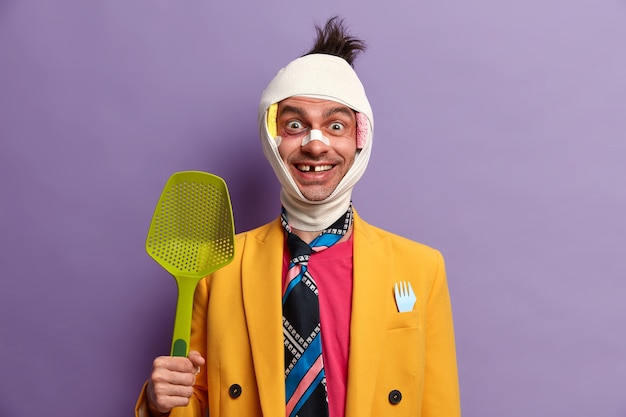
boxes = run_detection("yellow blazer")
[136,211,460,417]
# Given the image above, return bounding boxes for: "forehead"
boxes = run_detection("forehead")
[277,96,355,119]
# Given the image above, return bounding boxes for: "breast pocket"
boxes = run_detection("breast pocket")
[387,309,419,331]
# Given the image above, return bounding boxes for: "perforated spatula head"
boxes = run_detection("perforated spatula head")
[146,171,235,356]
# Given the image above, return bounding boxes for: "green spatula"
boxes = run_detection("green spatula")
[146,171,235,357]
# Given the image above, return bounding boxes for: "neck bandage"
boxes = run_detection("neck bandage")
[258,54,374,231]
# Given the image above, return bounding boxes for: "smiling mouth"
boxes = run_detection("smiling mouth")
[296,164,333,172]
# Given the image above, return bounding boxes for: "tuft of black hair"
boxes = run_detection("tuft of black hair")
[304,16,366,67]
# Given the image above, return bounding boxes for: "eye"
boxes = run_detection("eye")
[284,120,307,135]
[287,121,302,129]
[328,122,345,134]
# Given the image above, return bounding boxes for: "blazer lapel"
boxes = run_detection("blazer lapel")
[241,218,286,417]
[345,213,391,417]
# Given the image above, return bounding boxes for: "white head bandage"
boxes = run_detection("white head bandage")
[258,54,374,231]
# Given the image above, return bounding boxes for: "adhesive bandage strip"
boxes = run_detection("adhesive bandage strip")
[301,130,330,146]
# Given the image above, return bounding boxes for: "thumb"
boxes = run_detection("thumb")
[188,350,206,368]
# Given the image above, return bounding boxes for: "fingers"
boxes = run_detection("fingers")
[147,354,206,414]
[153,355,197,374]
[148,383,194,413]
[152,358,196,386]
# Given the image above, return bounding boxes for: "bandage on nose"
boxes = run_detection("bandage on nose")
[301,129,330,146]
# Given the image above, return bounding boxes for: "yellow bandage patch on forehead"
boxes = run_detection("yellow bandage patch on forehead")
[267,103,278,138]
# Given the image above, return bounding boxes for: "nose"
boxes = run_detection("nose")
[300,130,330,155]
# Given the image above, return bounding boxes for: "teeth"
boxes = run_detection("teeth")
[296,164,332,172]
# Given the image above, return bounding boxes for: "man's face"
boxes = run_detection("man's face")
[276,96,358,201]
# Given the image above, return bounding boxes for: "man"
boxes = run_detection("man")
[136,16,460,417]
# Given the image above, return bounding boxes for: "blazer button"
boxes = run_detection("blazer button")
[388,389,402,405]
[229,384,242,398]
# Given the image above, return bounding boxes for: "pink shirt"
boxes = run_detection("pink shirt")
[282,233,354,417]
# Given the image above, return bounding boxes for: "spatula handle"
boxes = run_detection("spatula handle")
[170,276,202,357]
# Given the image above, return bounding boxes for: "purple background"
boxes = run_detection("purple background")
[1,1,625,416]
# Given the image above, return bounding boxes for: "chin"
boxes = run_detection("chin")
[296,181,338,202]
[301,191,334,202]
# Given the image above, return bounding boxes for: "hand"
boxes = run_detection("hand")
[146,350,205,416]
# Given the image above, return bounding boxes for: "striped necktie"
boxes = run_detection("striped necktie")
[281,205,353,417]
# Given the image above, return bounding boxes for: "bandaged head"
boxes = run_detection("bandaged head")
[258,53,374,231]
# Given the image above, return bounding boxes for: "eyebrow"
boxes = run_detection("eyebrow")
[324,106,355,119]
[279,105,307,117]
